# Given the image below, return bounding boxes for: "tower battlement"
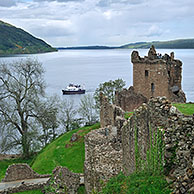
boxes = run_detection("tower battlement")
[131,46,186,102]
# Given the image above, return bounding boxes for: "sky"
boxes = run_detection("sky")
[0,0,194,47]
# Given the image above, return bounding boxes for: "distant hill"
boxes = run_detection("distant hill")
[57,45,117,50]
[0,20,57,54]
[58,39,194,50]
[120,39,194,49]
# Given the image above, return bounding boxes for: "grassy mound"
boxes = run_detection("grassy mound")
[0,123,100,194]
[31,123,100,174]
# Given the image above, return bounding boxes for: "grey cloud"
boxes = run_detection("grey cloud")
[1,0,194,46]
[0,0,16,7]
[97,0,145,7]
[31,25,74,37]
[34,0,84,2]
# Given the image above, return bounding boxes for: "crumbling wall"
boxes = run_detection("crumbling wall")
[115,86,147,112]
[84,125,123,194]
[131,46,186,103]
[44,167,83,194]
[100,93,125,128]
[122,97,194,193]
[2,164,50,182]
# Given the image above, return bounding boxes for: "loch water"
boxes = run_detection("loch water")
[0,49,194,103]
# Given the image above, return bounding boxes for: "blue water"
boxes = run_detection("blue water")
[0,49,194,102]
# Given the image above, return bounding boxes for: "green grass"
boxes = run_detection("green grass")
[173,103,194,115]
[0,123,100,194]
[77,185,86,194]
[12,190,42,194]
[31,123,100,174]
[101,172,171,194]
[0,158,32,181]
[124,112,133,119]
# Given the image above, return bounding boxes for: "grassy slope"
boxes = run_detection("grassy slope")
[0,20,56,54]
[31,123,100,174]
[101,172,171,194]
[173,103,194,115]
[0,123,100,194]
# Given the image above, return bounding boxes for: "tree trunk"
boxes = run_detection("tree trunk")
[22,132,30,159]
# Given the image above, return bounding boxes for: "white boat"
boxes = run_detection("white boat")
[62,84,85,95]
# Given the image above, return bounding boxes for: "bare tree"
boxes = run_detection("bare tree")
[78,94,98,126]
[59,98,77,132]
[36,95,60,147]
[0,59,46,158]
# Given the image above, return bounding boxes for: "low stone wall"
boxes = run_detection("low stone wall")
[2,164,50,182]
[122,97,194,193]
[115,86,147,112]
[84,126,123,194]
[43,166,83,194]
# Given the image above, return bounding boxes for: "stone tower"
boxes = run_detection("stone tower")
[131,46,186,103]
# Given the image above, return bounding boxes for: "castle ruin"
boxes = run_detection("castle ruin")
[132,45,186,103]
[116,46,186,112]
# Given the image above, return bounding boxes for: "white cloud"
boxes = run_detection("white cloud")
[0,0,194,46]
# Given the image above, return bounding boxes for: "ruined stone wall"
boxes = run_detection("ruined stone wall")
[115,86,147,112]
[84,126,123,194]
[100,93,124,128]
[44,166,83,194]
[122,97,194,193]
[131,46,186,103]
[2,164,50,182]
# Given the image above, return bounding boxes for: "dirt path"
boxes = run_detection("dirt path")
[0,177,49,192]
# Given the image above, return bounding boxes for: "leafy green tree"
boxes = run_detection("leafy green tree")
[94,78,126,108]
[0,59,57,158]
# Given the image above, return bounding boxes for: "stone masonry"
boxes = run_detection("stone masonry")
[2,164,50,182]
[122,97,194,193]
[100,93,125,128]
[115,86,147,112]
[131,46,186,103]
[44,166,83,194]
[84,94,126,194]
[84,125,123,194]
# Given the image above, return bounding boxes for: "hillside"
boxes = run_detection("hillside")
[31,123,100,174]
[120,38,194,49]
[0,20,57,54]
